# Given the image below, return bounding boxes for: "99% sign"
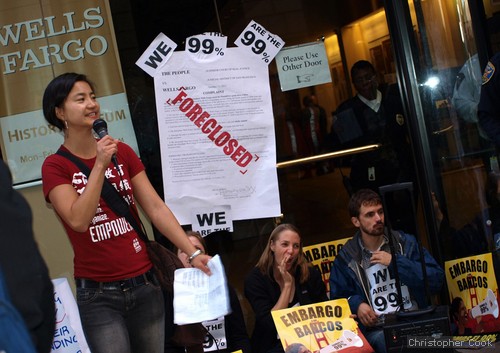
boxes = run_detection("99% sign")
[235,20,284,64]
[186,32,227,62]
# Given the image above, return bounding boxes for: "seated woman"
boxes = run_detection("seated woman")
[165,231,251,353]
[244,223,328,353]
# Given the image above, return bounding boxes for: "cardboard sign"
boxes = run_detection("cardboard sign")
[271,299,373,353]
[303,238,351,297]
[445,253,500,341]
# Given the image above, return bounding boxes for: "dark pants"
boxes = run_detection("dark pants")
[76,274,165,353]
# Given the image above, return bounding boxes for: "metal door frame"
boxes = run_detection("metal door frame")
[383,0,445,263]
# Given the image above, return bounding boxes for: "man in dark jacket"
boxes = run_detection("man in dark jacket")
[329,189,444,353]
[0,160,55,353]
[333,60,416,233]
[478,52,500,147]
[333,60,413,193]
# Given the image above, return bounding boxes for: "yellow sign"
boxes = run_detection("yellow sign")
[445,253,500,339]
[303,238,351,296]
[271,299,373,353]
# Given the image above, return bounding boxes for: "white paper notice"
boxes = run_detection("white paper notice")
[173,255,230,324]
[275,41,332,91]
[153,47,281,225]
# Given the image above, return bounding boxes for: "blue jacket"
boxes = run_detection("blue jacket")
[329,229,444,325]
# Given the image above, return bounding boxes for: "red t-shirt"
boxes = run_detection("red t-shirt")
[42,142,152,281]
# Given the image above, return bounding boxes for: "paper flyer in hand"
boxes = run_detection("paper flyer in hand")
[173,254,230,324]
[271,299,374,353]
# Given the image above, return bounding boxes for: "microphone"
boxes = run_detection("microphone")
[92,119,119,170]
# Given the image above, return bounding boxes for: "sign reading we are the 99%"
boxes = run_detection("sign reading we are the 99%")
[234,20,285,64]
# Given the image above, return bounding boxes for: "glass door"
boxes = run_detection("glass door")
[385,0,499,263]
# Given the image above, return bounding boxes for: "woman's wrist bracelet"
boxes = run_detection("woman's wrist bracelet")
[188,249,203,264]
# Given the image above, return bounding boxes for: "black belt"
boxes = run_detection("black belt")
[75,269,155,291]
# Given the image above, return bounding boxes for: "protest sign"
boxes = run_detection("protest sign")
[303,238,351,297]
[135,32,177,77]
[234,20,284,64]
[271,299,373,353]
[51,278,90,353]
[445,253,500,341]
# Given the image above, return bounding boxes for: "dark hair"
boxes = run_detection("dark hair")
[350,60,376,80]
[302,95,313,107]
[348,188,382,217]
[285,343,306,353]
[485,171,500,207]
[449,297,463,321]
[256,223,310,284]
[42,72,95,131]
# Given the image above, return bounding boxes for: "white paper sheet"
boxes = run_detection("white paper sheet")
[173,255,230,324]
[153,47,281,225]
[275,41,332,91]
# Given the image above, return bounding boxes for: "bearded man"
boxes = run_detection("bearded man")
[329,189,444,353]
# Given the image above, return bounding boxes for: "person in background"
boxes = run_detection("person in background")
[0,160,55,353]
[452,54,485,139]
[435,171,500,258]
[301,95,330,175]
[332,60,414,232]
[244,223,327,353]
[434,172,500,335]
[332,60,412,191]
[301,95,326,156]
[433,174,500,324]
[300,95,329,177]
[41,72,211,353]
[478,52,500,148]
[452,54,494,169]
[329,189,444,353]
[166,231,251,353]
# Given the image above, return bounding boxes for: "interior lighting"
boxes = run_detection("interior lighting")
[421,76,440,89]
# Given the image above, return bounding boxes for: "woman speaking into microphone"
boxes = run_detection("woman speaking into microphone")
[41,72,211,353]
